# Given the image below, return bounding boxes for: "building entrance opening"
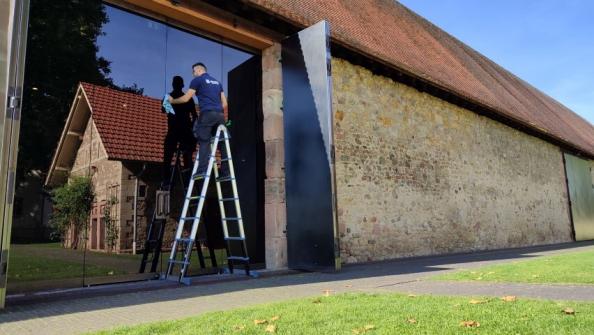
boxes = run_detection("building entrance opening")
[8,2,264,295]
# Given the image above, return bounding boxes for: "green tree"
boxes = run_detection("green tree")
[50,176,94,249]
[18,0,143,182]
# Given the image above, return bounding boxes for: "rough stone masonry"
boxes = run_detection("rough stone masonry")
[331,58,573,263]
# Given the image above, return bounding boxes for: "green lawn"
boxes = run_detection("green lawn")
[7,242,227,282]
[7,251,123,281]
[432,249,594,284]
[91,293,594,334]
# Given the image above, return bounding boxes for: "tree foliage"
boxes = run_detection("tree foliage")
[18,0,143,182]
[50,176,94,248]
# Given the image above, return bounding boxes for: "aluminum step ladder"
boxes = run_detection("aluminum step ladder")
[165,124,250,284]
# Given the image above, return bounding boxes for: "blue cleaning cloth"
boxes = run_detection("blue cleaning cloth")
[162,95,175,115]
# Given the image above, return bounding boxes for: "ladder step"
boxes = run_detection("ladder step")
[176,237,194,243]
[216,176,235,182]
[210,136,230,143]
[219,197,239,202]
[222,217,242,221]
[209,155,232,162]
[186,195,206,200]
[168,260,190,265]
[225,236,245,241]
[227,256,249,262]
[193,174,211,180]
[181,216,200,221]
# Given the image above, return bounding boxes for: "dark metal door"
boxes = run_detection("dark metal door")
[281,21,340,271]
[228,55,265,266]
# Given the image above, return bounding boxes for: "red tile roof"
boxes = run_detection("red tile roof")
[246,0,594,156]
[81,82,166,162]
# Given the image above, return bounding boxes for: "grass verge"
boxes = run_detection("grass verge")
[432,249,594,284]
[91,293,594,335]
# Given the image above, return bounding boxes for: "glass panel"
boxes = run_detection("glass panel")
[11,1,257,294]
[97,6,167,98]
[565,154,594,240]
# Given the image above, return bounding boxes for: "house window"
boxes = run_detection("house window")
[138,185,147,198]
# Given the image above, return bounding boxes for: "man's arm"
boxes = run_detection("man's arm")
[221,91,228,115]
[169,89,196,104]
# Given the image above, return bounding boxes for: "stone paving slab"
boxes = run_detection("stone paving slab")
[1,241,593,335]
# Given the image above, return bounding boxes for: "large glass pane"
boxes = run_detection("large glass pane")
[11,1,258,295]
[97,6,167,98]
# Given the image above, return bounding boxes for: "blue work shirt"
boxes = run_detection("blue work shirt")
[189,73,224,113]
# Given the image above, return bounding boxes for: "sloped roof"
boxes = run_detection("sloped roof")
[245,0,594,156]
[46,83,168,186]
[81,82,166,162]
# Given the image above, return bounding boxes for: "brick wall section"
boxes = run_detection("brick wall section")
[332,58,573,263]
[262,43,287,269]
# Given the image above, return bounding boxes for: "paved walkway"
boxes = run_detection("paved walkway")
[1,242,593,335]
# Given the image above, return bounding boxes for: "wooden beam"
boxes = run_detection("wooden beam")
[55,166,69,172]
[115,0,274,50]
[66,131,83,138]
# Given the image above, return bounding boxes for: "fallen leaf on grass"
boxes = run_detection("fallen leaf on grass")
[323,289,333,297]
[563,308,575,315]
[501,296,517,302]
[407,318,417,324]
[233,325,245,331]
[270,316,280,322]
[265,325,277,333]
[407,294,417,298]
[352,324,375,334]
[254,319,268,325]
[460,320,480,328]
[469,299,487,305]
[312,298,322,304]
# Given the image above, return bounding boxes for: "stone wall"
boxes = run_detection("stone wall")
[262,43,287,269]
[71,119,122,251]
[332,58,573,263]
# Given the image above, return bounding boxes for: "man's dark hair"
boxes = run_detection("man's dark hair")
[192,62,207,71]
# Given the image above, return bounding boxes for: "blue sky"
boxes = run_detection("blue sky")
[398,0,594,125]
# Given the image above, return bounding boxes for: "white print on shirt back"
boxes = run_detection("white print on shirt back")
[205,79,220,85]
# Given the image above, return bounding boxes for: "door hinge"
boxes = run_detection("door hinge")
[8,96,20,110]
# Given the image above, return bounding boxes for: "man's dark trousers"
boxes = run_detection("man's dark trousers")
[193,111,228,175]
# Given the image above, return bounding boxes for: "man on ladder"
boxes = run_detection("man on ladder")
[167,62,249,284]
[169,62,229,179]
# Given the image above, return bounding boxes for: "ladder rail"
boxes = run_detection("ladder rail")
[166,124,250,282]
[220,126,246,239]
